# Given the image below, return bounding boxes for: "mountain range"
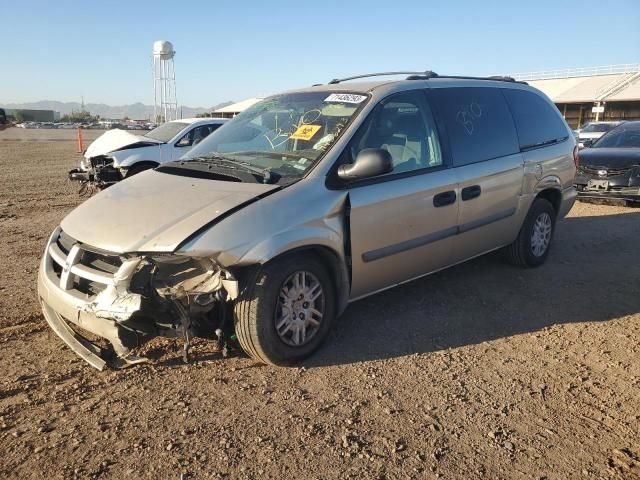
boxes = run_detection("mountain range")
[1,100,234,120]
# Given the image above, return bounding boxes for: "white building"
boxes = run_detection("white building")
[506,64,640,128]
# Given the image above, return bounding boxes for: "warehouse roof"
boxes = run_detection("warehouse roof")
[213,97,264,114]
[507,64,640,103]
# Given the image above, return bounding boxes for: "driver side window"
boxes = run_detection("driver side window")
[176,125,215,148]
[176,129,194,147]
[348,91,442,175]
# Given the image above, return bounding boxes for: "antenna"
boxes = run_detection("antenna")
[152,40,178,123]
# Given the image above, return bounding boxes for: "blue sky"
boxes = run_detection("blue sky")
[1,0,639,107]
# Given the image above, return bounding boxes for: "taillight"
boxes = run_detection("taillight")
[573,145,579,168]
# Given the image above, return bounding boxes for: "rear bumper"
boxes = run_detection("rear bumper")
[558,186,578,219]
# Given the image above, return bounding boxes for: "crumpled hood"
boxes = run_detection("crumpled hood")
[61,170,278,253]
[84,129,162,159]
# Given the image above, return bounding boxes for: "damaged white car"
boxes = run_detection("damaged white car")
[39,72,577,370]
[68,118,227,192]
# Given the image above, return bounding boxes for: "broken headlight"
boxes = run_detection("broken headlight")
[127,255,220,302]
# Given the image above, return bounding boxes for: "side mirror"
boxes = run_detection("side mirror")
[582,139,593,148]
[337,148,393,181]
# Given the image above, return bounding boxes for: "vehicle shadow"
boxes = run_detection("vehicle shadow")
[305,210,640,368]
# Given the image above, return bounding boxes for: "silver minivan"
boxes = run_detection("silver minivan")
[38,72,577,370]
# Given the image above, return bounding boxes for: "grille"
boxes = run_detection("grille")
[48,230,123,296]
[580,166,632,178]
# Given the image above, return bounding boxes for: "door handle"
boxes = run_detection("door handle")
[433,190,457,207]
[461,185,481,201]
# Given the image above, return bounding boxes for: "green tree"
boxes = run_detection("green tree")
[60,110,99,123]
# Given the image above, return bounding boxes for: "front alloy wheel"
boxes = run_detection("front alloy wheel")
[234,253,336,365]
[275,271,325,347]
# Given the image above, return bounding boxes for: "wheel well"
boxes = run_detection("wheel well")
[264,246,350,316]
[536,188,561,213]
[128,161,159,171]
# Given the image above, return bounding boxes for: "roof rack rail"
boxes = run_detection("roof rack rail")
[410,74,522,83]
[327,72,526,85]
[328,71,439,84]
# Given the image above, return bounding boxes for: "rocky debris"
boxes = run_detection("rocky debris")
[607,448,640,478]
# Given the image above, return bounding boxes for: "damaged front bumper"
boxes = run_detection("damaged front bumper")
[575,166,640,203]
[38,227,238,370]
[576,186,640,203]
[68,156,123,191]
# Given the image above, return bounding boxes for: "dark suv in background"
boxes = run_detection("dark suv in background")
[0,108,8,131]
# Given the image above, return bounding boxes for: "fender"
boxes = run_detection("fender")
[110,145,162,168]
[534,174,562,193]
[238,226,345,266]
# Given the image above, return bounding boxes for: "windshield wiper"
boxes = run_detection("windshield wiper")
[188,154,277,184]
[232,150,312,160]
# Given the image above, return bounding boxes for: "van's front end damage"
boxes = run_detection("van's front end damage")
[38,227,238,370]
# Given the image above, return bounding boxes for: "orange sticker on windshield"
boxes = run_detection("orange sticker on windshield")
[289,124,321,141]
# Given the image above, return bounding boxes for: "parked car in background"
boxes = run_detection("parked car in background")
[68,118,227,189]
[0,108,9,131]
[576,121,625,148]
[39,72,577,370]
[575,121,640,203]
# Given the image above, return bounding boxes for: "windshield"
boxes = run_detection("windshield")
[145,121,188,142]
[581,123,617,133]
[593,124,640,148]
[185,92,367,178]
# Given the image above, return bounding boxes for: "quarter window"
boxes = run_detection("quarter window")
[348,91,443,175]
[431,87,519,166]
[502,89,568,150]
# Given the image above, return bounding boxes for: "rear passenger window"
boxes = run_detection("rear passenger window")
[502,89,568,150]
[431,87,519,166]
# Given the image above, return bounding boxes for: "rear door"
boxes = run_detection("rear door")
[340,91,459,299]
[430,87,524,262]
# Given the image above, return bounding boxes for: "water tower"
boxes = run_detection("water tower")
[152,40,178,123]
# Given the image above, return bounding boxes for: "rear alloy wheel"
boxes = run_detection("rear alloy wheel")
[530,211,553,258]
[234,254,336,365]
[506,198,556,268]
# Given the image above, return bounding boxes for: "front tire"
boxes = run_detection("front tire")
[506,198,556,268]
[234,253,336,365]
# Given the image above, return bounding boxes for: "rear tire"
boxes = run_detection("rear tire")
[506,198,556,268]
[234,254,336,365]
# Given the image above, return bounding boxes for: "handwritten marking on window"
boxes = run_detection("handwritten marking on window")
[263,108,325,149]
[456,102,482,135]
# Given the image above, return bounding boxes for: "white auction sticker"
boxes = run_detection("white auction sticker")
[324,93,367,104]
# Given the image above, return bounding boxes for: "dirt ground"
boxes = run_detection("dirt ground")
[0,127,638,479]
